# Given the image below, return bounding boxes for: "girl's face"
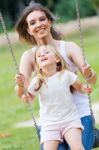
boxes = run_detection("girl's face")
[36,46,60,69]
[26,10,51,39]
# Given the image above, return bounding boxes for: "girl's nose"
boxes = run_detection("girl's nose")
[41,53,45,57]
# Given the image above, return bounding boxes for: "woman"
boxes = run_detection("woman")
[15,1,97,150]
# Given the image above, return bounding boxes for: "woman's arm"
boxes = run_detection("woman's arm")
[65,42,97,84]
[15,50,35,97]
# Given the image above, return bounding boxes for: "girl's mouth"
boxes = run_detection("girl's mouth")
[41,57,48,62]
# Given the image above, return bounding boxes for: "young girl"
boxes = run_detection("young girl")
[21,45,92,150]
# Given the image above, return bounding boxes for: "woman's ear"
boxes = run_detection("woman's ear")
[48,19,52,28]
[27,28,32,35]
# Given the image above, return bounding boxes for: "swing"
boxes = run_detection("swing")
[75,0,99,148]
[0,11,40,141]
[0,0,99,148]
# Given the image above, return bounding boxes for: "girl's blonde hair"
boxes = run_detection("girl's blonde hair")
[34,45,67,91]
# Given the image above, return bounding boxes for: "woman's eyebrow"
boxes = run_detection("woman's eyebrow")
[29,19,35,23]
[29,15,45,22]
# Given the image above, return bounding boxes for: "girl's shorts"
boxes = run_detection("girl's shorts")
[40,119,84,144]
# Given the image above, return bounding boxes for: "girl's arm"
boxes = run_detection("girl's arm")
[21,92,35,103]
[65,42,97,84]
[72,79,92,94]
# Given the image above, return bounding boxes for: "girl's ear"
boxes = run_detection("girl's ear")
[39,68,42,73]
[55,56,60,63]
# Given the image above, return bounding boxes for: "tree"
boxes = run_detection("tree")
[92,0,99,16]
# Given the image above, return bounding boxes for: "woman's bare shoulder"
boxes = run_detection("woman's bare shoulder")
[63,41,81,54]
[64,41,78,47]
[21,48,35,61]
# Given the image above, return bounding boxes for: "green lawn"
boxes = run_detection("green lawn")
[0,26,99,150]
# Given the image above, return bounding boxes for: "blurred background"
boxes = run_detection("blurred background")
[0,0,99,30]
[0,0,99,149]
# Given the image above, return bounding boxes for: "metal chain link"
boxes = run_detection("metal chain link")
[0,11,19,73]
[0,10,40,140]
[74,0,95,126]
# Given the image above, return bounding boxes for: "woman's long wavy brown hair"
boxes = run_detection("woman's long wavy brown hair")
[16,1,62,45]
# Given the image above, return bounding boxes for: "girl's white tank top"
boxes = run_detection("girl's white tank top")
[32,41,91,118]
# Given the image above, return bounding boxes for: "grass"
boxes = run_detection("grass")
[0,25,99,150]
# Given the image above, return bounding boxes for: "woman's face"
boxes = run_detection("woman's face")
[26,10,51,40]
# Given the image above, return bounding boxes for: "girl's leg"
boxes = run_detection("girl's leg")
[40,140,68,150]
[64,128,84,150]
[43,140,59,150]
[39,125,68,150]
[81,115,95,150]
[40,141,68,150]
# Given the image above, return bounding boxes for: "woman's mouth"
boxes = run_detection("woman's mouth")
[36,27,46,33]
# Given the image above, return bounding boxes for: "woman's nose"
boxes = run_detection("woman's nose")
[36,21,42,28]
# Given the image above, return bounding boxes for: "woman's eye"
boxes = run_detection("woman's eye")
[30,22,35,25]
[40,17,46,21]
[29,21,35,25]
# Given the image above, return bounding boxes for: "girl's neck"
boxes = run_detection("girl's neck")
[42,64,57,77]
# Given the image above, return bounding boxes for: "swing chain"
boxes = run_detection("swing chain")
[0,11,19,73]
[74,0,95,126]
[0,10,40,141]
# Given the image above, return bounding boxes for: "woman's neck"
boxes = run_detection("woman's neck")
[36,34,57,46]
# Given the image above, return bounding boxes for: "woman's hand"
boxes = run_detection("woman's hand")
[81,64,97,84]
[15,73,25,87]
[81,64,92,79]
[81,84,92,94]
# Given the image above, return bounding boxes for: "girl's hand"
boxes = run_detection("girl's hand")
[81,84,92,94]
[81,64,93,79]
[15,73,25,87]
[21,93,34,103]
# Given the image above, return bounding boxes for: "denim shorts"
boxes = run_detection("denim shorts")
[40,115,94,150]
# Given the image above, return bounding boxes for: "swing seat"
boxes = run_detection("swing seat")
[93,128,99,148]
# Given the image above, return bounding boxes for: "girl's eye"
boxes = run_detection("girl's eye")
[45,51,49,54]
[38,55,41,58]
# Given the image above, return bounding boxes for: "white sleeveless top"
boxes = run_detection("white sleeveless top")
[31,41,91,118]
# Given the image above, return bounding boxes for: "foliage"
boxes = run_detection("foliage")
[54,0,96,22]
[0,0,98,28]
[92,0,99,10]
